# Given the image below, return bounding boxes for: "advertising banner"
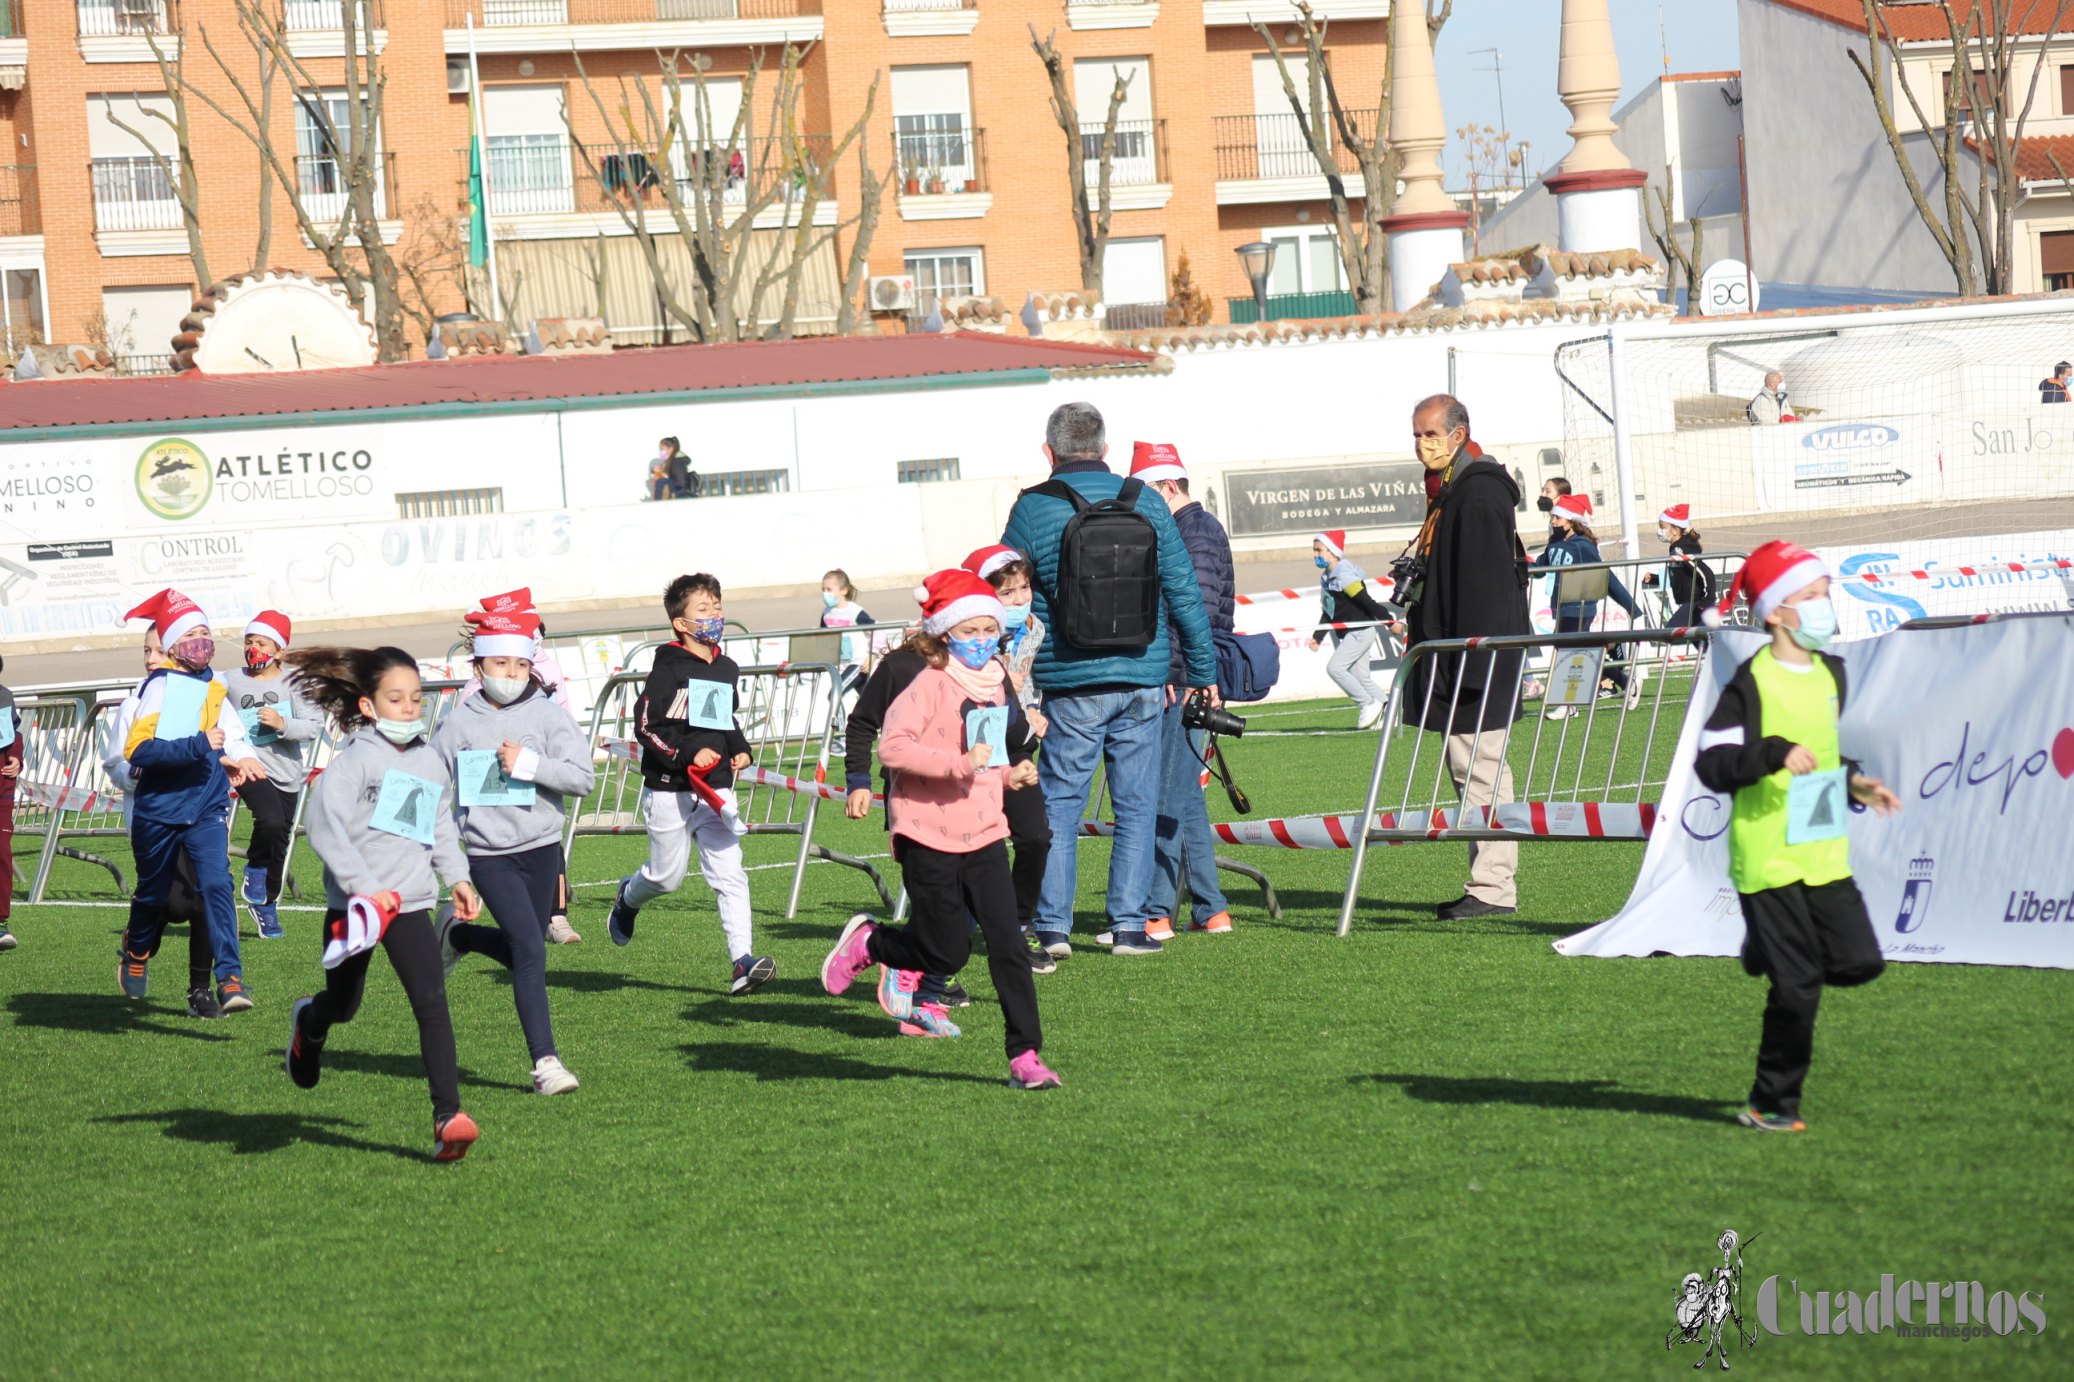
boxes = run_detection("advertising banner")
[1223,461,1428,539]
[1750,416,1944,511]
[1815,530,2074,638]
[1556,617,2074,969]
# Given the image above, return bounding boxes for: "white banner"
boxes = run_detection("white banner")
[1556,616,2074,968]
[1750,417,1945,511]
[1816,530,2074,638]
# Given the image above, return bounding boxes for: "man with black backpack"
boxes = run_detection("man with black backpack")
[1001,403,1219,959]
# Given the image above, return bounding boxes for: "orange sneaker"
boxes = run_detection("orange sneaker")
[1189,912,1234,934]
[1144,917,1176,942]
[433,1111,480,1163]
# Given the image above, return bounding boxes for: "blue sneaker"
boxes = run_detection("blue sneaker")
[254,903,284,940]
[876,965,918,1021]
[118,948,149,999]
[607,881,638,947]
[729,953,776,995]
[899,1002,962,1038]
[241,867,269,908]
[1111,930,1164,956]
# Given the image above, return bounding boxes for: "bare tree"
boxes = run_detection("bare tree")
[1029,26,1134,296]
[393,194,474,342]
[1455,122,1510,257]
[100,33,211,289]
[1849,0,2074,296]
[1253,0,1454,314]
[836,133,894,334]
[1643,165,1705,315]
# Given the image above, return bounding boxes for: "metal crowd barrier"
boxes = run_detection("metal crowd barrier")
[567,661,892,920]
[1337,625,1718,936]
[11,693,110,904]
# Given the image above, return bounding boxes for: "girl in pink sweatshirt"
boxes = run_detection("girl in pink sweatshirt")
[819,570,1058,1089]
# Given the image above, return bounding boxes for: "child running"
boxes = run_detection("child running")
[115,590,267,1014]
[284,646,484,1162]
[1656,504,1716,629]
[818,568,875,704]
[1533,493,1647,714]
[1307,530,1395,730]
[0,656,18,952]
[821,570,1059,1089]
[1696,540,1901,1133]
[432,608,595,1095]
[222,610,321,940]
[606,573,775,995]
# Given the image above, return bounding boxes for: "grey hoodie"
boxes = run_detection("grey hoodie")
[220,667,323,791]
[304,725,471,913]
[430,685,596,857]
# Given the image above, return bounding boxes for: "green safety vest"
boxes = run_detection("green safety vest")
[1728,648,1855,894]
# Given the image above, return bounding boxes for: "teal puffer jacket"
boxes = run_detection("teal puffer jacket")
[1000,464,1217,693]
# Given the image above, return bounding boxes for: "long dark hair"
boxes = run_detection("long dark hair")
[282,646,419,732]
[898,628,949,669]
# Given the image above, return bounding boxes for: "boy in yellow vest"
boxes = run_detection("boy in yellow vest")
[1696,541,1901,1132]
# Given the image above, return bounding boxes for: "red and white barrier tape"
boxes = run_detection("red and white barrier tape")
[15,780,107,813]
[1851,559,2072,584]
[1078,800,1657,848]
[598,738,879,805]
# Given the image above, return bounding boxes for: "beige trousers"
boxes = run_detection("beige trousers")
[1445,730,1518,907]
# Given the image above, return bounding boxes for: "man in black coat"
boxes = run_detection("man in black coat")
[1400,394,1530,920]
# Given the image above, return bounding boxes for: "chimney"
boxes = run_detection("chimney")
[1547,0,1647,254]
[1380,2,1468,312]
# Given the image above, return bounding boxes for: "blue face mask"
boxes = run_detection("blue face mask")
[1787,597,1838,650]
[689,616,726,646]
[1314,555,1331,570]
[821,590,840,610]
[999,602,1030,630]
[948,634,997,671]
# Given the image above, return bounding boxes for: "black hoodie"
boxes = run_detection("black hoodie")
[634,641,752,791]
[1402,454,1533,734]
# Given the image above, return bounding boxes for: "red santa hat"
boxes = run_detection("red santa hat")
[471,609,541,660]
[124,588,208,645]
[1659,503,1692,530]
[961,545,1024,582]
[1315,530,1347,560]
[1129,441,1187,485]
[244,610,292,650]
[1704,538,1828,628]
[470,587,535,620]
[913,568,1005,637]
[1551,492,1593,525]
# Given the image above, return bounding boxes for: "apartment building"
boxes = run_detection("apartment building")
[0,0,1391,368]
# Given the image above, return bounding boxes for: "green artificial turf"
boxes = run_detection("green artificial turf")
[1,699,2067,1380]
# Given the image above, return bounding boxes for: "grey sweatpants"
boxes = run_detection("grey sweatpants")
[1326,627,1384,708]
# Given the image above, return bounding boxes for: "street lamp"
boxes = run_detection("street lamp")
[1235,240,1277,323]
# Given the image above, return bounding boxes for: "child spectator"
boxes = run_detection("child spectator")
[818,568,875,699]
[222,610,321,940]
[605,573,774,995]
[1696,540,1901,1133]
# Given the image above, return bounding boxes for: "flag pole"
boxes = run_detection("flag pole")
[467,14,502,323]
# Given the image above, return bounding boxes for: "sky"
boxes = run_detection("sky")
[1433,0,1744,188]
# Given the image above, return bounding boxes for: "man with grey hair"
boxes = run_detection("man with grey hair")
[1000,402,1219,958]
[1400,393,1530,919]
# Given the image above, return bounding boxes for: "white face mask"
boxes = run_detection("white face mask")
[482,675,529,705]
[373,716,422,745]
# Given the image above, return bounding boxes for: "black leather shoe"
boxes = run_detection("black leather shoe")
[1436,895,1518,920]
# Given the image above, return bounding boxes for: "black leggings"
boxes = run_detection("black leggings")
[307,909,461,1124]
[140,852,212,991]
[1003,772,1052,930]
[237,778,296,903]
[1739,879,1885,1119]
[870,838,1041,1060]
[450,844,560,1063]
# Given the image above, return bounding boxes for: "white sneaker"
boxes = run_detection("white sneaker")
[1624,664,1648,711]
[435,904,461,978]
[1094,930,1115,947]
[1546,706,1580,721]
[1355,701,1386,731]
[532,1055,580,1096]
[547,916,583,944]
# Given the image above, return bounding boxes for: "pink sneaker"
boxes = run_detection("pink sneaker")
[820,913,878,996]
[1008,1051,1062,1090]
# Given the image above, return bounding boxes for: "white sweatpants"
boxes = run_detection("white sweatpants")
[623,787,754,960]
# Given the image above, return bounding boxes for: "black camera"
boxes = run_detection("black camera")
[1183,691,1247,739]
[1389,554,1428,606]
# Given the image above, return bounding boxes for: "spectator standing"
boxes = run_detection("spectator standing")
[2041,362,2072,404]
[1399,395,1531,921]
[1747,372,1792,425]
[1135,442,1235,941]
[1000,403,1218,959]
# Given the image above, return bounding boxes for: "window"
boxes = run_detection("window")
[1259,225,1348,297]
[897,458,961,484]
[892,66,973,184]
[1102,236,1167,327]
[87,94,180,231]
[2062,64,2074,116]
[905,247,984,308]
[483,84,572,215]
[1944,66,1995,115]
[396,488,504,519]
[2042,230,2074,291]
[1074,57,1155,184]
[1251,54,1323,179]
[703,469,790,497]
[294,90,384,219]
[100,283,192,374]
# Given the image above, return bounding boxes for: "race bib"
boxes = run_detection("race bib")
[676,682,735,731]
[456,749,536,808]
[1785,768,1849,845]
[964,705,1009,763]
[154,675,208,741]
[238,705,279,746]
[370,769,441,845]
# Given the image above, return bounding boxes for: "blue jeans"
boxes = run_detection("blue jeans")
[1149,699,1229,924]
[1034,686,1164,936]
[125,805,241,985]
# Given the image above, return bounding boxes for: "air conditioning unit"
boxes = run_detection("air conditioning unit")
[869,275,916,312]
[447,61,470,96]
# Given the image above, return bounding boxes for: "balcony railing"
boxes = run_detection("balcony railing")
[295,150,396,223]
[77,0,177,36]
[894,127,987,193]
[282,0,385,30]
[1104,301,1170,331]
[885,0,971,9]
[116,353,177,376]
[90,156,183,232]
[1212,110,1380,182]
[0,166,39,237]
[1078,117,1166,187]
[463,136,835,218]
[444,0,820,24]
[1227,289,1361,323]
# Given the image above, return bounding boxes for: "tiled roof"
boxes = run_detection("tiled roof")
[1768,0,2074,40]
[0,331,1158,432]
[1972,131,2074,181]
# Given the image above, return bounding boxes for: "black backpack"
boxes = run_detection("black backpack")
[1025,477,1161,650]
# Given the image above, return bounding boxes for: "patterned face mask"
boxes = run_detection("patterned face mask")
[690,616,726,646]
[948,635,996,670]
[171,637,215,669]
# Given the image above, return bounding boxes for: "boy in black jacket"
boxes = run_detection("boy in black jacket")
[607,573,774,994]
[1694,540,1900,1133]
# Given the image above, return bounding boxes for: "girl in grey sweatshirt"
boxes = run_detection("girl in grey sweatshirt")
[284,646,485,1164]
[430,618,596,1096]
